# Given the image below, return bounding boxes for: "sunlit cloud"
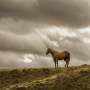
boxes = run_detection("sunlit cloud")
[18,54,33,63]
[28,54,35,60]
[24,55,33,63]
[83,38,90,43]
[48,26,77,37]
[50,41,59,47]
[79,27,90,33]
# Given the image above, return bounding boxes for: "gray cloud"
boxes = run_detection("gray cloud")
[0,0,39,17]
[0,0,90,28]
[0,28,90,68]
[39,29,90,61]
[0,21,90,68]
[38,0,90,28]
[0,30,47,55]
[0,52,55,69]
[0,52,24,69]
[58,36,90,60]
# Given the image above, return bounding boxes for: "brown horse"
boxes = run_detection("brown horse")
[46,48,70,68]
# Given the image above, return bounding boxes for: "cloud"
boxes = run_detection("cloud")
[0,52,54,69]
[0,22,90,69]
[0,0,90,28]
[0,0,39,17]
[0,52,24,69]
[0,30,47,55]
[56,35,90,61]
[38,0,90,28]
[0,18,40,34]
[0,23,60,55]
[38,28,90,61]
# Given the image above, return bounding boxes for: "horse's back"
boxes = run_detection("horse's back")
[64,51,70,54]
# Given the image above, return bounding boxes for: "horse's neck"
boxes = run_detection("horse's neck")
[50,49,55,56]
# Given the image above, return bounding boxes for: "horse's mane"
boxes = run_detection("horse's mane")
[48,48,59,53]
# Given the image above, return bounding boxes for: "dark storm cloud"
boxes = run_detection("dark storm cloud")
[0,0,40,22]
[0,0,39,16]
[38,0,90,28]
[0,0,90,28]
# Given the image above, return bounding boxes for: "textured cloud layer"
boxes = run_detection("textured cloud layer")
[0,0,90,28]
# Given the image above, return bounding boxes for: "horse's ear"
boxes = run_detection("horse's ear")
[48,47,50,50]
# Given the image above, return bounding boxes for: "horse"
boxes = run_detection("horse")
[46,48,70,68]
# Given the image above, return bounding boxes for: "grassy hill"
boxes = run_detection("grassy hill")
[0,64,90,90]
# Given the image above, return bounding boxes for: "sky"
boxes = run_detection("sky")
[0,0,90,69]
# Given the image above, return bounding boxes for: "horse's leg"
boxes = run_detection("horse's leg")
[54,59,56,68]
[55,60,56,68]
[64,59,66,67]
[67,58,70,67]
[64,58,69,67]
[56,58,58,68]
[66,60,68,67]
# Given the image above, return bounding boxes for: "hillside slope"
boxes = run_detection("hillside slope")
[0,64,90,90]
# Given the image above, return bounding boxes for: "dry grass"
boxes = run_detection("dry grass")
[0,64,90,90]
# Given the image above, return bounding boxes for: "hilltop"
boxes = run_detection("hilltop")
[0,64,90,90]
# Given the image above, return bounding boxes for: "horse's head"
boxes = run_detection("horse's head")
[46,48,51,55]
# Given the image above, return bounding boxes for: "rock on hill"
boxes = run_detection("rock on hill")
[0,64,90,90]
